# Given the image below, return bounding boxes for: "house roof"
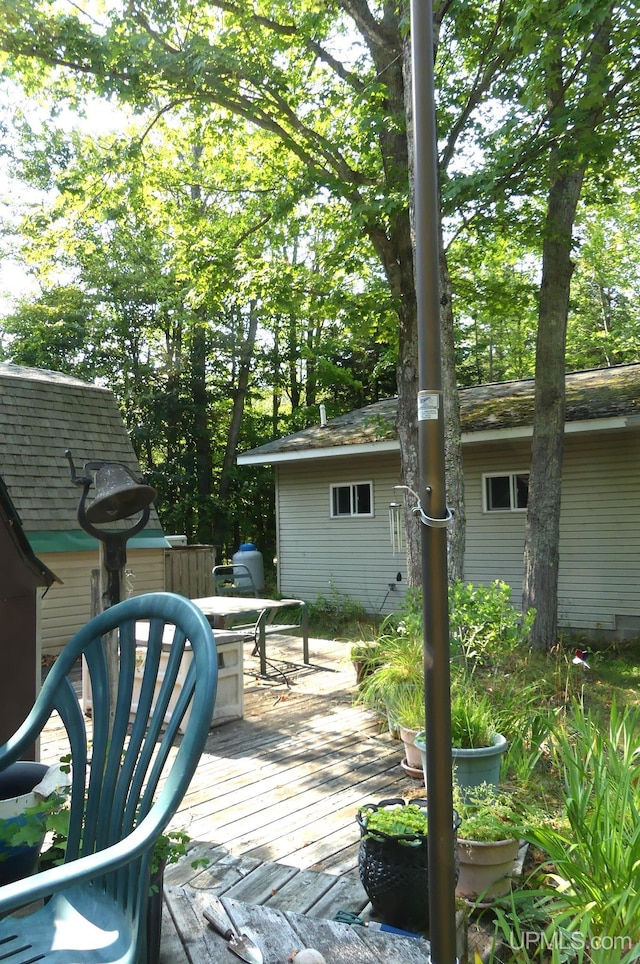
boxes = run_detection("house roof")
[0,364,165,552]
[238,364,640,465]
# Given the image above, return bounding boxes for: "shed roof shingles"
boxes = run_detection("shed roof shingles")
[1,364,157,533]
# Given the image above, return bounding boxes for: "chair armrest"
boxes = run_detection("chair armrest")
[0,818,160,914]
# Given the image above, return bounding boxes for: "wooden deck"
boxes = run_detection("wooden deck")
[40,634,468,961]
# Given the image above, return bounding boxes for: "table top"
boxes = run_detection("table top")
[192,595,305,616]
[166,887,433,964]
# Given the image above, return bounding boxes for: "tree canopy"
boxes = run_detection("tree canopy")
[1,0,639,613]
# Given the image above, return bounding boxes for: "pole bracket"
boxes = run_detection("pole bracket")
[413,503,454,528]
[394,484,453,528]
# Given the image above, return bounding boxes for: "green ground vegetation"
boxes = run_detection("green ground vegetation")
[349,582,640,962]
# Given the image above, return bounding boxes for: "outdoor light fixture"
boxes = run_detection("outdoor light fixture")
[65,450,157,606]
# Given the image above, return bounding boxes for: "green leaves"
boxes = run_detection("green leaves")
[522,702,640,947]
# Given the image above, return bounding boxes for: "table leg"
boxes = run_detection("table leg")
[256,614,267,677]
[300,602,309,664]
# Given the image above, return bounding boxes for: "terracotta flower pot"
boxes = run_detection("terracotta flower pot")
[455,835,520,901]
[399,727,423,770]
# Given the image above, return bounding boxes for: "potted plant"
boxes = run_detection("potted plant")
[413,687,507,798]
[392,684,426,774]
[40,802,204,963]
[349,642,382,686]
[454,783,521,902]
[0,761,69,886]
[355,797,460,932]
[357,628,423,741]
[448,686,507,799]
[147,829,199,962]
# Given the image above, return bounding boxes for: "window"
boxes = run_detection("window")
[484,472,529,512]
[330,482,373,518]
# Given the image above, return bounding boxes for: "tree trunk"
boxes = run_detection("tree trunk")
[523,9,611,650]
[219,300,259,504]
[439,236,465,581]
[522,165,584,649]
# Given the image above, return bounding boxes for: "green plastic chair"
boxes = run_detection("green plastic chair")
[0,591,218,963]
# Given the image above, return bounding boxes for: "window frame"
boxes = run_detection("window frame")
[329,481,374,519]
[482,471,529,513]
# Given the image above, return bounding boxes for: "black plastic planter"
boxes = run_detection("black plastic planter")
[356,797,460,932]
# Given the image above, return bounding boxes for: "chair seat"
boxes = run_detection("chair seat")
[0,886,136,963]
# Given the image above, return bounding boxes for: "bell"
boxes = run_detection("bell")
[85,463,157,524]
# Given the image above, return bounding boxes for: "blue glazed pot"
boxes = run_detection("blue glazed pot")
[414,732,507,802]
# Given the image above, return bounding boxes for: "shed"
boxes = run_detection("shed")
[0,364,168,656]
[238,364,640,640]
[0,476,59,749]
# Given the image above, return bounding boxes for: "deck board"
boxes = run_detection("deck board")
[40,634,468,961]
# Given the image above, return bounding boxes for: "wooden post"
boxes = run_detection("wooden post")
[99,544,124,739]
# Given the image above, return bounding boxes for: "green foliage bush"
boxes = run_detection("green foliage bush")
[521,701,640,950]
[375,579,534,667]
[307,585,368,638]
[449,579,535,670]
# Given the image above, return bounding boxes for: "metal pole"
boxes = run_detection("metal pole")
[409,1,458,962]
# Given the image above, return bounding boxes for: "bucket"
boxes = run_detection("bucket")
[0,761,50,885]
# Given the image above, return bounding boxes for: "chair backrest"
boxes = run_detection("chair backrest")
[0,592,217,929]
[212,563,258,597]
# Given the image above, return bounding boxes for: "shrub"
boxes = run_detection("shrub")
[449,579,535,671]
[307,585,368,637]
[521,701,640,951]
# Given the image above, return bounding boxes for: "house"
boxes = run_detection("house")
[237,364,640,640]
[0,475,59,746]
[0,364,169,655]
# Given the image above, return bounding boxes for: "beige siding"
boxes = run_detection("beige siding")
[38,549,166,656]
[463,427,640,635]
[463,438,531,601]
[275,453,408,615]
[273,426,640,635]
[558,430,640,632]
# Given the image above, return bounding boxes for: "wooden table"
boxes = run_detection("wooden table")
[192,596,309,677]
[166,887,433,964]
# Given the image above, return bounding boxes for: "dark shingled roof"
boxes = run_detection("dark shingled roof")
[240,364,640,459]
[0,364,161,533]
